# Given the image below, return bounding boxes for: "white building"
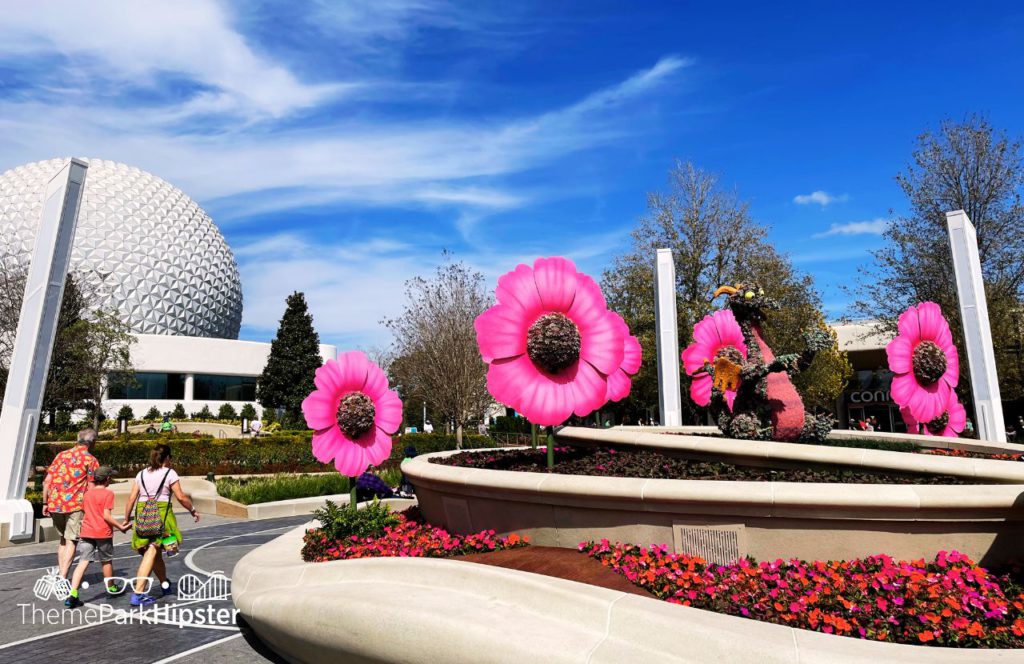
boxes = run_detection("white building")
[0,158,337,420]
[103,334,337,418]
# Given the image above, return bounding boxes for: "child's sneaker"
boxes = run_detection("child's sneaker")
[64,595,83,609]
[130,593,156,607]
[161,580,176,596]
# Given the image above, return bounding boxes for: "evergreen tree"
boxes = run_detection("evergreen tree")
[257,292,323,424]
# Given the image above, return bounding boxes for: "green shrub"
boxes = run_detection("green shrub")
[217,403,238,420]
[311,499,399,542]
[240,403,257,420]
[490,415,531,434]
[32,431,505,476]
[216,473,350,505]
[144,406,162,420]
[116,405,134,420]
[191,405,213,420]
[171,403,187,419]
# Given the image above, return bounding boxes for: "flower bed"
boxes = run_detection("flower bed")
[435,446,979,484]
[302,507,529,562]
[580,540,1024,648]
[922,448,1024,462]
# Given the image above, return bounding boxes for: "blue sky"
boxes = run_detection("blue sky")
[0,1,1021,348]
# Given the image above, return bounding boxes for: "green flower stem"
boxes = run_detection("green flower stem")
[531,423,538,449]
[350,477,357,512]
[547,427,555,469]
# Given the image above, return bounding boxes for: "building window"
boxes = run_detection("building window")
[193,374,257,401]
[108,373,185,400]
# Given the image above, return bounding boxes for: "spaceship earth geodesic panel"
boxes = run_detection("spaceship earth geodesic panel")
[0,158,242,339]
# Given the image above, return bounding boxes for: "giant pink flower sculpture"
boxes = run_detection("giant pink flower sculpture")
[606,312,643,402]
[302,351,403,477]
[901,390,966,438]
[474,257,625,426]
[886,302,959,424]
[682,309,748,411]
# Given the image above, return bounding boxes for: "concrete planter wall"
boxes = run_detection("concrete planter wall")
[232,523,1024,663]
[404,446,1024,565]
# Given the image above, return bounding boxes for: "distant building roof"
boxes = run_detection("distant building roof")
[831,320,892,353]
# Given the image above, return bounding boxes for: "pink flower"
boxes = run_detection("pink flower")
[606,312,643,402]
[301,351,403,476]
[474,257,625,426]
[887,302,959,423]
[681,310,747,411]
[908,389,967,437]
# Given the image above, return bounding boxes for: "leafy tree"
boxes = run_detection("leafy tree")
[239,403,257,420]
[384,257,493,448]
[852,116,1024,402]
[72,309,136,430]
[603,161,851,421]
[217,403,238,420]
[170,403,187,419]
[257,292,323,425]
[144,406,162,420]
[116,404,134,420]
[192,404,213,420]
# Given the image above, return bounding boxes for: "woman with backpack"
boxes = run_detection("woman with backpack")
[123,443,200,606]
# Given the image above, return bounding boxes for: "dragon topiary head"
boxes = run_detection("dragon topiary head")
[712,282,779,323]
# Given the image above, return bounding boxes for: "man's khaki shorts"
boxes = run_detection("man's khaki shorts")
[51,511,84,541]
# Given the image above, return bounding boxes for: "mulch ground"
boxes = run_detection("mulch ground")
[452,546,654,598]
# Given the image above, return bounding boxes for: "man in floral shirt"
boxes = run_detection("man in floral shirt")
[43,429,99,578]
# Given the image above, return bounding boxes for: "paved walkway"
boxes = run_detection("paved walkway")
[0,515,308,663]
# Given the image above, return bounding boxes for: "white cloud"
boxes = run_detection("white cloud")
[794,190,848,207]
[813,218,889,238]
[0,1,342,119]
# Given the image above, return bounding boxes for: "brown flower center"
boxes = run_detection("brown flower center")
[912,341,947,385]
[527,313,581,374]
[337,392,376,438]
[925,411,949,435]
[714,345,743,365]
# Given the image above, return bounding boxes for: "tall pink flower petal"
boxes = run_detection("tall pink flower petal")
[690,374,713,407]
[486,354,535,412]
[942,351,960,389]
[313,361,343,396]
[303,390,339,431]
[533,256,578,312]
[916,302,944,341]
[374,389,403,435]
[311,428,345,464]
[682,341,714,375]
[897,306,921,340]
[495,263,544,319]
[713,310,746,353]
[517,367,577,426]
[905,379,949,424]
[577,309,625,376]
[569,360,610,416]
[947,397,967,435]
[367,428,394,466]
[474,304,528,363]
[336,351,372,392]
[724,388,738,411]
[622,334,642,374]
[900,406,920,435]
[360,362,389,401]
[606,369,632,402]
[333,433,366,477]
[885,336,914,375]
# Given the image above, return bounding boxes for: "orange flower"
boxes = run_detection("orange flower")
[967,622,985,638]
[918,631,935,643]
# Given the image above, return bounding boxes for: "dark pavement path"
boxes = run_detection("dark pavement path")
[0,515,309,664]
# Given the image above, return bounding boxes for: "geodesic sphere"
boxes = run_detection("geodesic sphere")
[0,158,242,339]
